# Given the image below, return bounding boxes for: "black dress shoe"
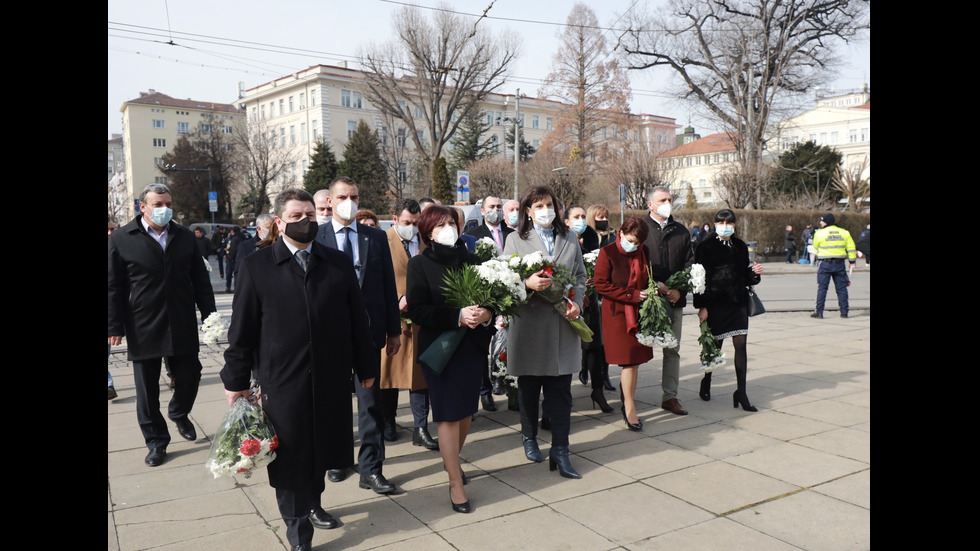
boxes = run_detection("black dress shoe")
[145,448,166,467]
[327,468,347,483]
[383,419,398,442]
[359,473,396,494]
[174,418,196,441]
[481,393,497,412]
[811,312,823,319]
[309,506,339,529]
[291,544,312,551]
[413,426,439,450]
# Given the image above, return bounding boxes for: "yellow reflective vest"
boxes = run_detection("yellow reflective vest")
[813,225,856,262]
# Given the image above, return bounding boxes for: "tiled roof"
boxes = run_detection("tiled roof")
[660,132,735,157]
[853,100,870,110]
[123,91,242,114]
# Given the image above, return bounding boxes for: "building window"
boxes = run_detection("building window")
[154,176,168,184]
[414,105,424,119]
[416,130,425,144]
[341,90,363,109]
[341,90,351,107]
[546,117,553,130]
[280,127,286,148]
[397,128,406,148]
[398,163,407,185]
[301,122,307,143]
[312,120,318,141]
[289,96,295,112]
[290,125,296,145]
[279,99,284,116]
[532,115,539,129]
[348,121,357,139]
[178,122,190,135]
[152,119,164,129]
[261,105,266,120]
[861,128,868,141]
[490,135,499,154]
[399,100,408,116]
[849,129,857,143]
[201,124,212,133]
[299,93,306,109]
[532,139,540,149]
[830,131,839,144]
[153,138,166,147]
[380,126,389,148]
[223,126,233,134]
[310,90,317,106]
[302,159,308,174]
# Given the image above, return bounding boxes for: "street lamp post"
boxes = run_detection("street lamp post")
[501,89,525,200]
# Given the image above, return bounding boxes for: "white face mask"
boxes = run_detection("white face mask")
[396,223,417,242]
[533,208,555,227]
[334,199,357,222]
[655,202,672,219]
[435,226,458,247]
[316,215,331,226]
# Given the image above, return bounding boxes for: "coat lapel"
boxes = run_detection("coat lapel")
[356,223,369,287]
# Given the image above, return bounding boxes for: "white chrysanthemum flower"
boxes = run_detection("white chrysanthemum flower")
[690,264,706,294]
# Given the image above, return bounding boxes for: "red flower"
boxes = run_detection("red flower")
[499,352,507,362]
[542,265,554,278]
[237,468,249,473]
[269,435,280,451]
[240,438,262,457]
[568,289,575,300]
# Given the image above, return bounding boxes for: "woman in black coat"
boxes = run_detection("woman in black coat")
[694,209,764,411]
[407,205,492,514]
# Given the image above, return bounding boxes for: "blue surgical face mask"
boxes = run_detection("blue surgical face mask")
[620,235,638,253]
[150,207,173,227]
[571,220,588,235]
[715,224,735,238]
[507,211,519,226]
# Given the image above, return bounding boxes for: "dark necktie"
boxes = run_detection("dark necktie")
[403,239,411,257]
[295,249,310,272]
[342,227,354,262]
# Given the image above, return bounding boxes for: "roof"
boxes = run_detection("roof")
[121,91,242,114]
[660,132,736,158]
[853,100,870,110]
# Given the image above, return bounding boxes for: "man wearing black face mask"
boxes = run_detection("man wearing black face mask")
[222,188,378,551]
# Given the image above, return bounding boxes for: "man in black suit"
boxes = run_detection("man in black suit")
[222,188,379,551]
[464,195,514,409]
[108,184,216,467]
[315,177,401,494]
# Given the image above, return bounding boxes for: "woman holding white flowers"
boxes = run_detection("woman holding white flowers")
[503,186,587,480]
[407,205,493,513]
[693,209,764,411]
[594,216,654,431]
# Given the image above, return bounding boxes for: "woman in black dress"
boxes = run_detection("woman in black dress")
[694,209,764,411]
[406,205,492,513]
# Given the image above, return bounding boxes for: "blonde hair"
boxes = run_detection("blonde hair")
[586,205,610,231]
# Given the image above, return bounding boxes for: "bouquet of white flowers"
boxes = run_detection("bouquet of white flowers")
[664,264,706,295]
[474,237,501,263]
[635,267,678,349]
[206,395,278,479]
[201,312,230,346]
[697,321,726,372]
[582,250,600,296]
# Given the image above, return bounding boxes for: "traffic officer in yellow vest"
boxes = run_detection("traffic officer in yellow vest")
[811,213,857,319]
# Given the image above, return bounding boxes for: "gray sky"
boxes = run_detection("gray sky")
[108,0,870,139]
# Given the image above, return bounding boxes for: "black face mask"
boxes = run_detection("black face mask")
[595,220,608,231]
[283,218,318,244]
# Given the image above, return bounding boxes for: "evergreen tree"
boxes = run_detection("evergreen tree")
[160,135,210,222]
[772,141,843,199]
[303,140,339,194]
[505,127,536,161]
[338,120,389,212]
[432,157,454,205]
[449,108,493,172]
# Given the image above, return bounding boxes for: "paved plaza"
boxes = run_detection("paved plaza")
[108,263,870,551]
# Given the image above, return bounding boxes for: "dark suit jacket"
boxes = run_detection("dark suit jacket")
[465,222,514,250]
[221,239,379,490]
[108,216,216,360]
[315,221,400,349]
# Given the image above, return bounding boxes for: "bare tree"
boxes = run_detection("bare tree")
[233,118,298,216]
[108,172,128,222]
[468,156,514,200]
[359,3,521,193]
[714,164,773,209]
[611,145,676,210]
[378,111,422,203]
[539,3,633,168]
[524,140,589,209]
[620,0,869,204]
[830,156,869,212]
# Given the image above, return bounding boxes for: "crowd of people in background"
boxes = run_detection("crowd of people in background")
[110,180,864,551]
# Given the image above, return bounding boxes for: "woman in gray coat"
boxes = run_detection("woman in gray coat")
[503,186,587,479]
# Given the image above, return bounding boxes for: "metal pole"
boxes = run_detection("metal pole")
[207,166,215,226]
[514,89,520,200]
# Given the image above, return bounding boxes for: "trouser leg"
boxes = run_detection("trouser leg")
[354,372,385,476]
[275,486,314,547]
[132,358,171,449]
[517,376,543,439]
[832,266,849,315]
[379,388,399,423]
[661,306,682,401]
[167,354,202,422]
[409,390,430,428]
[541,375,573,447]
[815,262,831,314]
[586,347,606,390]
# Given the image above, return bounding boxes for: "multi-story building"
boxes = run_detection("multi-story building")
[118,90,244,218]
[772,87,870,179]
[659,132,739,208]
[240,64,678,202]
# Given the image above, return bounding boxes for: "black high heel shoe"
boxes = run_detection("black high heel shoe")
[699,374,712,401]
[591,388,614,413]
[732,390,758,412]
[620,405,642,431]
[450,488,471,514]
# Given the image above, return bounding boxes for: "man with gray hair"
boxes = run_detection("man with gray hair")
[109,183,217,467]
[641,186,694,416]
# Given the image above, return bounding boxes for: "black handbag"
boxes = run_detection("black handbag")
[746,286,766,317]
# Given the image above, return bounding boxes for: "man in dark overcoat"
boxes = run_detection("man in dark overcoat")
[108,184,216,467]
[221,188,378,551]
[314,177,401,494]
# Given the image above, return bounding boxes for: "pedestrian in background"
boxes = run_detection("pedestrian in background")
[784,225,796,264]
[811,213,857,319]
[856,224,870,266]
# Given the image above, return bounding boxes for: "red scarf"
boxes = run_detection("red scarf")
[615,238,647,335]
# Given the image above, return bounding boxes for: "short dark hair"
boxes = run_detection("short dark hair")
[416,205,456,246]
[395,198,421,216]
[620,216,649,242]
[714,209,737,224]
[329,176,356,191]
[273,188,315,217]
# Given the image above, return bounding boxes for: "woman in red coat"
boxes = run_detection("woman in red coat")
[594,217,653,431]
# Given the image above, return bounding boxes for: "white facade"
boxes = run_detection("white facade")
[659,132,739,207]
[773,89,871,179]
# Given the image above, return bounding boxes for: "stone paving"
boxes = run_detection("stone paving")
[108,262,870,550]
